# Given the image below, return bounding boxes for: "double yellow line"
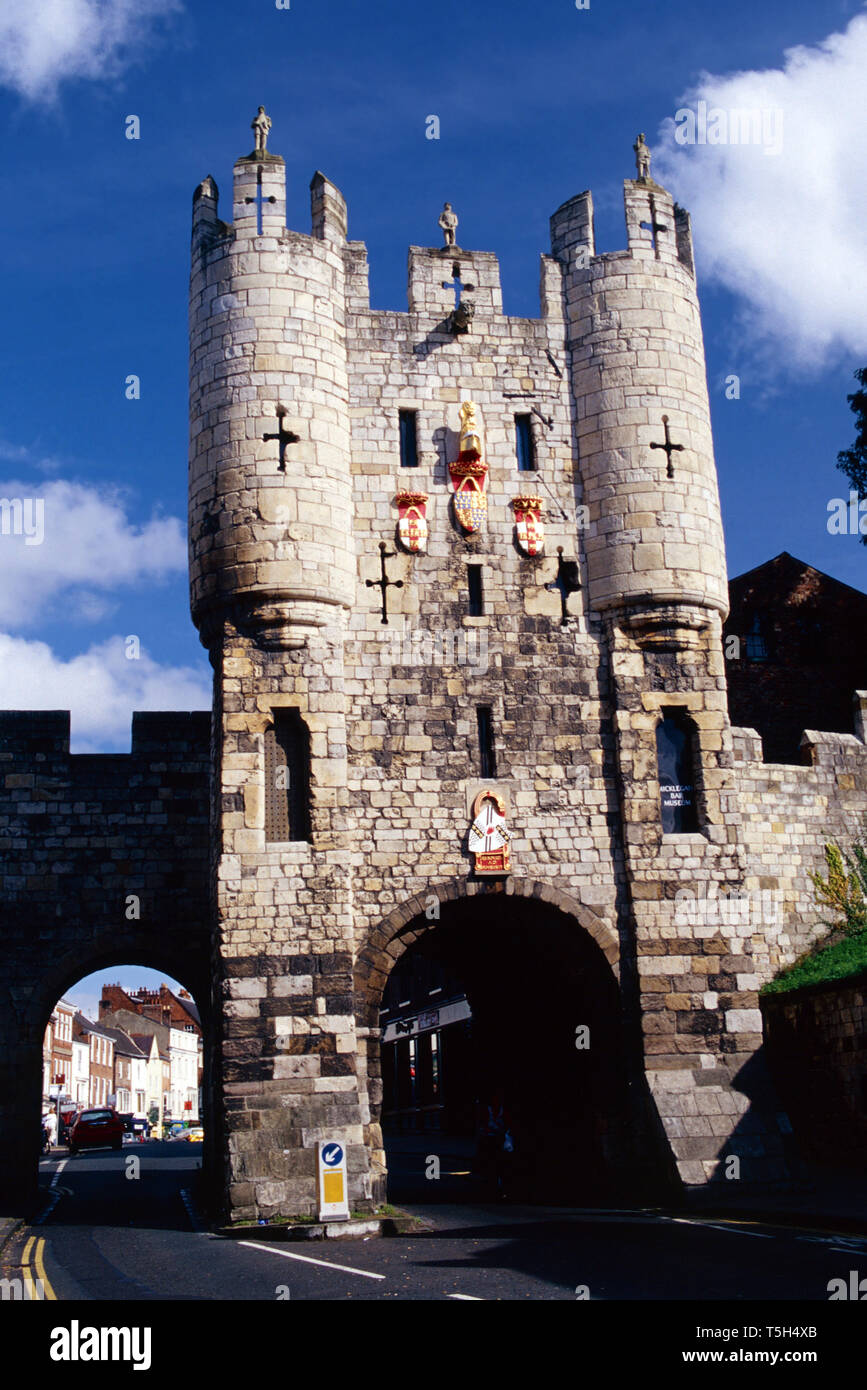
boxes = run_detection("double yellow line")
[21,1235,57,1301]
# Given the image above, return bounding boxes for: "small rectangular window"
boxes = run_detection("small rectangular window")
[515,414,536,472]
[467,565,484,617]
[656,708,699,834]
[264,709,312,842]
[477,706,497,779]
[744,614,769,661]
[399,410,419,468]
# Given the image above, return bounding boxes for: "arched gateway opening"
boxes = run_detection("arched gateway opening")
[2,934,213,1212]
[358,889,640,1205]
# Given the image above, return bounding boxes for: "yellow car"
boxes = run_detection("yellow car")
[183,1127,204,1143]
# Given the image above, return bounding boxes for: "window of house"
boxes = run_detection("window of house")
[744,613,768,661]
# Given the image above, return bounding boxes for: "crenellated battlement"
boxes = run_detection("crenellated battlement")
[0,709,210,761]
[192,151,695,324]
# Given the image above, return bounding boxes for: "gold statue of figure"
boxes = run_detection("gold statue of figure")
[458,401,483,460]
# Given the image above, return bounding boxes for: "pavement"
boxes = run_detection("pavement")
[384,1130,867,1235]
[683,1166,867,1235]
[0,1215,23,1253]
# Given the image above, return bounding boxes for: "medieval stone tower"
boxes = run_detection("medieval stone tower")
[6,113,867,1222]
[186,112,792,1223]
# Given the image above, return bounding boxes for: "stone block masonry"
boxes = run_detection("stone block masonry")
[2,120,866,1219]
[0,711,211,1208]
[763,973,867,1166]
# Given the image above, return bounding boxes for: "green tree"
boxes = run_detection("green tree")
[837,366,867,545]
[810,835,867,936]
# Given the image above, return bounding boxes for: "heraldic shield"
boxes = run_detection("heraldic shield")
[511,495,545,556]
[395,491,429,553]
[467,789,510,875]
[449,460,488,533]
[449,400,488,534]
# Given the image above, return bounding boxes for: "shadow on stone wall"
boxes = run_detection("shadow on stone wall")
[762,975,867,1169]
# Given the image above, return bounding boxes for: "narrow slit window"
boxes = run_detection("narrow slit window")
[467,565,484,616]
[515,414,536,472]
[656,709,699,834]
[477,706,497,779]
[264,708,312,842]
[399,410,419,468]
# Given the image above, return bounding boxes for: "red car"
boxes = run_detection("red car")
[68,1108,125,1154]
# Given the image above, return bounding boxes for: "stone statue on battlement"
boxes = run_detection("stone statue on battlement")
[634,132,651,181]
[252,106,272,153]
[459,401,483,460]
[439,202,458,247]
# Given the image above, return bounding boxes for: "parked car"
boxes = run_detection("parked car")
[178,1127,204,1143]
[68,1108,125,1154]
[118,1113,150,1139]
[59,1111,78,1145]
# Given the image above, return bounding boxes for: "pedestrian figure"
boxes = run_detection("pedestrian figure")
[476,1088,515,1200]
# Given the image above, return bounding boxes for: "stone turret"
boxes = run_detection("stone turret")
[189,127,354,650]
[188,115,367,1224]
[551,175,728,647]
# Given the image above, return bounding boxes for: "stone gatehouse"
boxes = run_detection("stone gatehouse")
[2,115,866,1222]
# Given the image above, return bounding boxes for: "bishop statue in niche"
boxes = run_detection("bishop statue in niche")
[468,790,510,875]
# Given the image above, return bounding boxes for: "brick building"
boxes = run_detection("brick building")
[724,552,867,764]
[99,982,202,1039]
[43,999,75,1104]
[73,1016,116,1110]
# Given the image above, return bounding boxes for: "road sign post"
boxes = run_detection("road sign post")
[317,1140,350,1222]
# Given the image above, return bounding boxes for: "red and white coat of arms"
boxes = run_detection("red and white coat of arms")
[395,491,429,553]
[511,495,545,556]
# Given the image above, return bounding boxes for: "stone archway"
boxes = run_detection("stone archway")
[1,929,212,1211]
[356,878,619,1030]
[354,883,638,1205]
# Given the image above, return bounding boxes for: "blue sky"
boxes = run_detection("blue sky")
[65,968,189,1024]
[1,0,866,755]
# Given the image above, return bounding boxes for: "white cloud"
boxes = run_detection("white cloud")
[0,478,186,629]
[0,632,211,752]
[0,0,181,100]
[655,12,867,370]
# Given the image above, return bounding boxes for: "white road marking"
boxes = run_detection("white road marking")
[448,1293,483,1300]
[35,1194,60,1225]
[798,1234,867,1251]
[664,1217,774,1239]
[238,1239,386,1280]
[50,1159,68,1190]
[180,1188,209,1234]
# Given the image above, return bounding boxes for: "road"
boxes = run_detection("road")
[3,1141,867,1301]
